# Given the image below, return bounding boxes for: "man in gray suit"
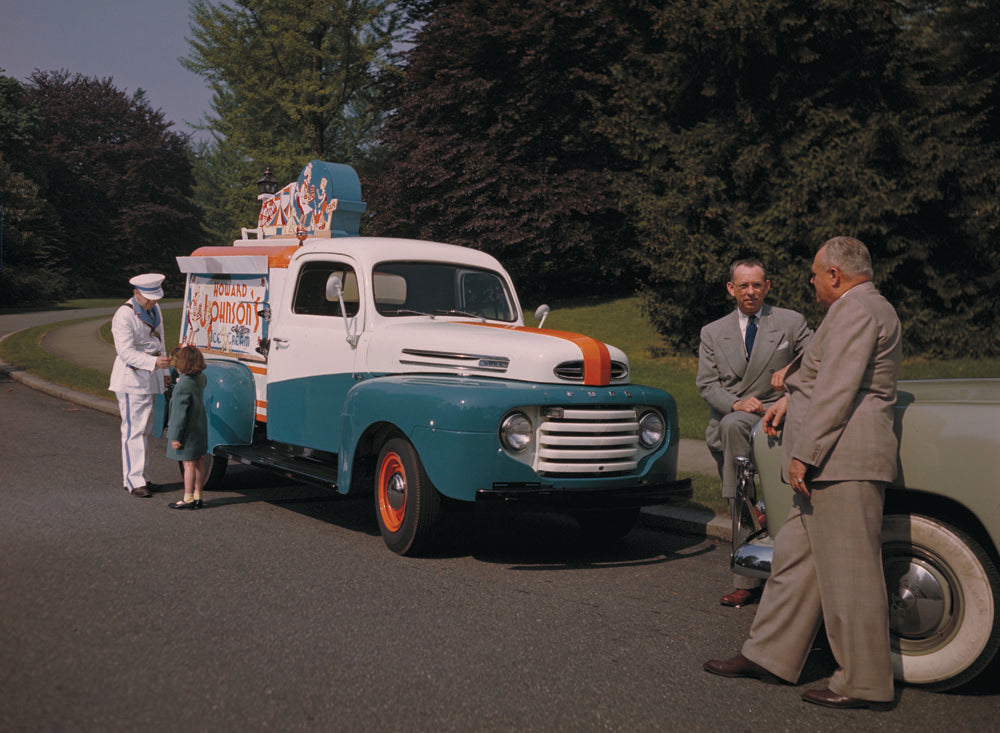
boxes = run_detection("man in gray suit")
[696,258,812,606]
[704,237,901,710]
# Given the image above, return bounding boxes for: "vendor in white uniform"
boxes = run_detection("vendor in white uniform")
[109,273,172,497]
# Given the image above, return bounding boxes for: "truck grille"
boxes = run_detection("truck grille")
[553,360,629,382]
[536,407,639,476]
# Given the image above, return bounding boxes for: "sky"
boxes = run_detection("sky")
[1,0,214,142]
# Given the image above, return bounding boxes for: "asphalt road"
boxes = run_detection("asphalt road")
[1,380,997,732]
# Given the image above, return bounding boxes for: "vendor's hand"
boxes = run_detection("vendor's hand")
[171,440,181,450]
[761,396,787,438]
[789,458,810,497]
[156,355,171,369]
[732,396,765,414]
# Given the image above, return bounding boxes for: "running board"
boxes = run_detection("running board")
[216,444,339,489]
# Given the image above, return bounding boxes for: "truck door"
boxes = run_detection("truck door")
[266,256,364,452]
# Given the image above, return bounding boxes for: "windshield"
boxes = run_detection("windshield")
[373,261,517,322]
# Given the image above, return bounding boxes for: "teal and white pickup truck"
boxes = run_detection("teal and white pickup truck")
[732,378,1000,691]
[160,161,691,554]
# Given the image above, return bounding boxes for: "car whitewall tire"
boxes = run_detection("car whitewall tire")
[883,513,1000,690]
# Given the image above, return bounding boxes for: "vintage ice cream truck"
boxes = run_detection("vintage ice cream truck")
[166,160,691,554]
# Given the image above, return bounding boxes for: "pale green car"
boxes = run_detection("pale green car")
[731,378,1000,691]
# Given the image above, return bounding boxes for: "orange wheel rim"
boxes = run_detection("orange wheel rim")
[377,452,406,532]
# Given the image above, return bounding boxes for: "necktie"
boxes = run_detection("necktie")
[745,315,757,359]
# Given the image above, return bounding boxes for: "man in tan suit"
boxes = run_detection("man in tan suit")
[703,237,901,710]
[697,258,812,606]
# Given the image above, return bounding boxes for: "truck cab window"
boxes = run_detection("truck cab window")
[373,261,515,321]
[294,262,359,317]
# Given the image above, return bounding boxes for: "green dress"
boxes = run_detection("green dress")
[166,373,208,461]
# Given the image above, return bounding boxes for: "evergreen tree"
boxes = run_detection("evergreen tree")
[604,0,999,356]
[182,0,402,241]
[367,0,643,302]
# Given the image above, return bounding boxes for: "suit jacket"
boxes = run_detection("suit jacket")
[697,303,813,449]
[783,281,901,482]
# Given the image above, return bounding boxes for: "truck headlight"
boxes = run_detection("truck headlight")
[638,410,665,449]
[500,412,533,452]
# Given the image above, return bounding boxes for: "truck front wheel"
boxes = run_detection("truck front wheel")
[375,437,441,555]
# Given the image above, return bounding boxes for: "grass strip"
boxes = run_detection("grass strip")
[1,318,114,400]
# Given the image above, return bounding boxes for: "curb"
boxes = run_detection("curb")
[1,361,120,418]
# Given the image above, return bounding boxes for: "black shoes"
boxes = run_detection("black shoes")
[126,485,152,498]
[168,499,203,510]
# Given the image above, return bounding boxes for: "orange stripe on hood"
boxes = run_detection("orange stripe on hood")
[464,323,612,386]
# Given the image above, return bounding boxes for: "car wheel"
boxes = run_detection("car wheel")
[575,507,640,543]
[883,513,1000,690]
[375,437,441,556]
[176,453,227,489]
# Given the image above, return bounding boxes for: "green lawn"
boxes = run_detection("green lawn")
[6,295,999,432]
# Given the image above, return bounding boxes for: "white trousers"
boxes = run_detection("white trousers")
[116,392,154,491]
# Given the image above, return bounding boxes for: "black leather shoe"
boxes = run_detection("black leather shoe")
[169,499,203,510]
[703,654,781,683]
[801,687,892,710]
[128,486,152,498]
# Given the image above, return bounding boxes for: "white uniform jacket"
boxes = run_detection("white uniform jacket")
[109,299,169,394]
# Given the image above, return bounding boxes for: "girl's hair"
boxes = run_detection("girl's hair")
[171,345,206,376]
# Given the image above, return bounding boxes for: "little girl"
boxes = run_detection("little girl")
[166,345,209,509]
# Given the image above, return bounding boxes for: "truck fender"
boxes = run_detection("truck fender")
[202,358,257,450]
[336,376,502,499]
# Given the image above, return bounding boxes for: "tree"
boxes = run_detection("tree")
[603,0,999,356]
[366,0,644,302]
[182,0,403,241]
[22,70,201,296]
[0,73,66,305]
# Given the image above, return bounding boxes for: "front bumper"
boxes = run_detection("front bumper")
[476,477,692,510]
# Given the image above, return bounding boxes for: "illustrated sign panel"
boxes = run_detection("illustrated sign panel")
[181,273,269,360]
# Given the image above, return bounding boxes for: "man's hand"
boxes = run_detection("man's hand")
[761,396,787,437]
[156,355,171,369]
[771,364,791,391]
[732,396,765,414]
[788,458,810,497]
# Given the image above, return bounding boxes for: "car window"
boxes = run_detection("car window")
[373,261,515,321]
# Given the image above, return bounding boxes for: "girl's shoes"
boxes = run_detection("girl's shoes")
[168,498,203,510]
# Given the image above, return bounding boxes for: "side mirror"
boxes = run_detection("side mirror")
[534,304,550,329]
[324,273,359,348]
[325,274,343,301]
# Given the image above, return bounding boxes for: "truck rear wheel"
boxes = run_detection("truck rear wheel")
[375,437,441,555]
[176,453,227,490]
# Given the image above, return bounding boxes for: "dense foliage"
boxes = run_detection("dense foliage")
[600,0,999,355]
[367,0,642,302]
[0,71,199,303]
[3,2,997,357]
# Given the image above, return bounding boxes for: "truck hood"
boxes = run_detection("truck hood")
[364,320,630,387]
